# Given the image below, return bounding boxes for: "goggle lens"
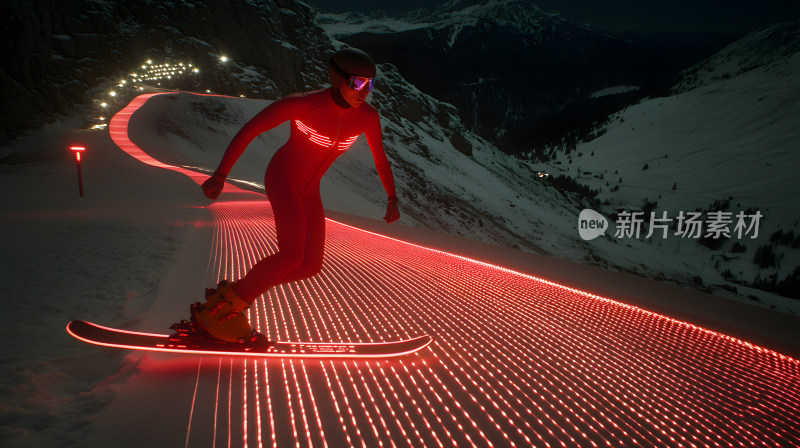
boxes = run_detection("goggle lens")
[349,76,374,92]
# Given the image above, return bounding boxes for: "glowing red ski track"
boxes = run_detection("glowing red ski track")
[109,92,800,447]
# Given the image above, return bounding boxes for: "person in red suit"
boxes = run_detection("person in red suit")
[194,48,400,342]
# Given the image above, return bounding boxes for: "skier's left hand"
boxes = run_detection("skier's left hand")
[384,197,400,224]
[202,172,226,200]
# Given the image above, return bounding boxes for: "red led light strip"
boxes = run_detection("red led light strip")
[108,92,258,195]
[109,92,800,447]
[295,119,359,151]
[337,135,359,151]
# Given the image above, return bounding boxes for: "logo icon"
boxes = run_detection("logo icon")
[578,209,608,241]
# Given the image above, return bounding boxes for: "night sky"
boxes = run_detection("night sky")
[306,0,800,34]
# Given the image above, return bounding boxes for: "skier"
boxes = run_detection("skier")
[193,47,400,343]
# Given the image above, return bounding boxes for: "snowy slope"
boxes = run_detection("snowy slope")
[675,19,800,92]
[4,92,798,448]
[3,92,797,448]
[542,24,800,314]
[0,119,209,447]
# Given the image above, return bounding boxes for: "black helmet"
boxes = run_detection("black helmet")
[329,47,376,79]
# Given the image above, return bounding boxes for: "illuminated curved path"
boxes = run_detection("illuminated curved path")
[110,93,800,447]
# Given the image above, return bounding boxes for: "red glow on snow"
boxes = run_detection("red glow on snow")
[107,92,257,195]
[105,92,800,447]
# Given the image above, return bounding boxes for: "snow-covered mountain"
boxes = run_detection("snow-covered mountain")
[426,0,575,45]
[674,19,800,92]
[318,0,731,155]
[540,20,800,310]
[317,0,572,41]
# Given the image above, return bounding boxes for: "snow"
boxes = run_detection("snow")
[2,82,798,445]
[317,0,567,47]
[316,13,432,39]
[2,15,800,446]
[544,51,800,315]
[0,118,208,446]
[589,85,640,98]
[675,19,800,92]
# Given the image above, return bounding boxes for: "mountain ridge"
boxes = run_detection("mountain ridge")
[320,0,734,155]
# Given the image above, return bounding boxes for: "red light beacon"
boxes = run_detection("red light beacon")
[69,145,86,197]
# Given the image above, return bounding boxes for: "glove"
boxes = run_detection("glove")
[202,172,226,200]
[383,197,400,224]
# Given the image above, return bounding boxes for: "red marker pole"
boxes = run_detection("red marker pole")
[70,146,85,197]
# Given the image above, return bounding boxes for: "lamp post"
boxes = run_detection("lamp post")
[70,145,85,197]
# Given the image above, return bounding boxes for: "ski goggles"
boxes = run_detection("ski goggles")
[330,59,375,92]
[348,76,374,92]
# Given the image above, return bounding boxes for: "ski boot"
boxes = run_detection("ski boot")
[190,280,261,344]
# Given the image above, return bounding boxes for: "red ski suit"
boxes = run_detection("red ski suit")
[213,88,397,302]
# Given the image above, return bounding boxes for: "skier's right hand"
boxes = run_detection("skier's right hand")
[383,197,400,224]
[202,172,226,200]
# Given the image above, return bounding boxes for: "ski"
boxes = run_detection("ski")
[66,320,433,359]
